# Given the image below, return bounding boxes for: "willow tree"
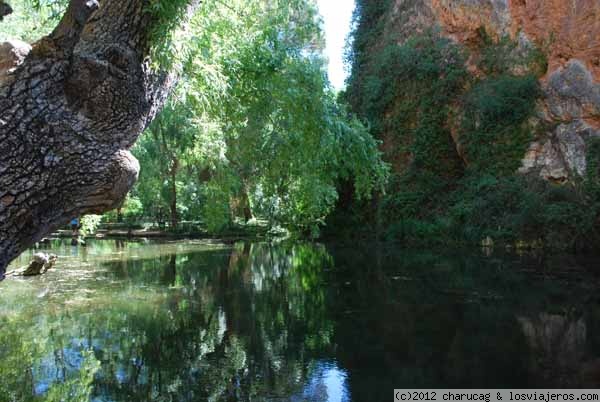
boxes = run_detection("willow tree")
[172,0,388,235]
[0,0,198,278]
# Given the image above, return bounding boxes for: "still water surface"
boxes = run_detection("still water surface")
[2,240,600,401]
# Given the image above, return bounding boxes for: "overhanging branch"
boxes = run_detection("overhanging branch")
[0,0,202,278]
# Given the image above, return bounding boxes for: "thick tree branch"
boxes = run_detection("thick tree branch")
[0,0,200,278]
[49,0,100,51]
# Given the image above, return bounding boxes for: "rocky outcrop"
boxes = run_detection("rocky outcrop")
[509,0,600,83]
[5,252,57,277]
[383,0,600,182]
[521,59,600,181]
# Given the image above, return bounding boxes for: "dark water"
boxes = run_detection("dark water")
[2,240,600,401]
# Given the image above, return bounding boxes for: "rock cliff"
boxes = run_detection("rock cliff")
[370,0,600,182]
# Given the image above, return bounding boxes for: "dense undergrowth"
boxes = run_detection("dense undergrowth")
[327,0,600,251]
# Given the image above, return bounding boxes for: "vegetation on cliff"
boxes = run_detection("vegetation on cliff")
[330,0,600,251]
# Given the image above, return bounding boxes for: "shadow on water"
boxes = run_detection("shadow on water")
[2,240,600,401]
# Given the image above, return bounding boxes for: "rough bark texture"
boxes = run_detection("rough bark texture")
[0,0,197,278]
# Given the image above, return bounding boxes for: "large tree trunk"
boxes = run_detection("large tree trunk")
[0,0,197,278]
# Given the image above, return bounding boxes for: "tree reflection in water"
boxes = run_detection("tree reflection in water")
[2,241,600,401]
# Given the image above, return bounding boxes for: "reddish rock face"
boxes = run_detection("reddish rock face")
[428,0,600,81]
[509,0,600,82]
[430,0,513,45]
[508,0,600,181]
[384,0,600,182]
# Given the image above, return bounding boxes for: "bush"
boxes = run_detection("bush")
[445,173,600,250]
[80,215,102,237]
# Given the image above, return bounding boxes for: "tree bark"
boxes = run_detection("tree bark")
[241,185,253,223]
[0,0,198,278]
[169,157,179,229]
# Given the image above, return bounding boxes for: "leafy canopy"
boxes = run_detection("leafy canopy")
[130,0,388,235]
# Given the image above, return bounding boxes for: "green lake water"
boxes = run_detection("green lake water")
[2,239,600,401]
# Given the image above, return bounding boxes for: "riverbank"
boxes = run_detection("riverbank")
[50,221,278,243]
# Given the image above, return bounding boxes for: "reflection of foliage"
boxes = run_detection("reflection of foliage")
[247,243,335,351]
[45,351,100,402]
[0,241,336,401]
[0,312,99,402]
[325,244,600,396]
[0,314,40,401]
[4,239,600,399]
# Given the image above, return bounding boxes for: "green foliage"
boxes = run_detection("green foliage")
[133,101,198,227]
[478,31,548,77]
[336,7,600,249]
[145,0,194,69]
[201,176,234,232]
[130,0,387,236]
[345,0,393,111]
[584,137,600,205]
[460,74,541,174]
[0,0,66,42]
[102,194,144,225]
[448,174,600,250]
[333,32,469,240]
[458,30,543,176]
[348,32,469,217]
[122,195,144,223]
[362,32,467,134]
[376,172,600,251]
[80,214,102,237]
